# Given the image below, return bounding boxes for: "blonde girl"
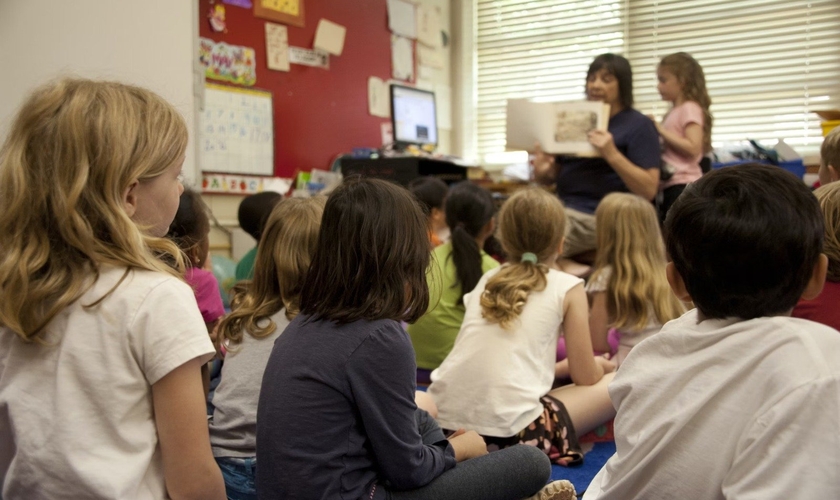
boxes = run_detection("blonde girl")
[653,51,713,221]
[209,196,324,499]
[429,188,616,467]
[0,79,224,499]
[587,193,686,367]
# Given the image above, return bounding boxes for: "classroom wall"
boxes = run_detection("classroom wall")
[0,0,199,180]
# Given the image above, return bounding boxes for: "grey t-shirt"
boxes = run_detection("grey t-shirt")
[210,309,289,458]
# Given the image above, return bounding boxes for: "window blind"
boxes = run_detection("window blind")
[475,0,840,160]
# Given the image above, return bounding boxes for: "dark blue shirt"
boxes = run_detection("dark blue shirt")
[555,107,660,214]
[256,315,456,500]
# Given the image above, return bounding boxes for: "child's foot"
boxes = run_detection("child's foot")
[526,479,576,500]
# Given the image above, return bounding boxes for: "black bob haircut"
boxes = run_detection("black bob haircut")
[299,177,431,324]
[408,176,448,216]
[587,53,634,109]
[664,163,824,319]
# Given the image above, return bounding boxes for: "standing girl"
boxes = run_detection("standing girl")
[587,193,686,367]
[653,51,713,221]
[0,79,224,499]
[429,188,616,466]
[256,178,574,500]
[210,196,324,500]
[408,181,499,382]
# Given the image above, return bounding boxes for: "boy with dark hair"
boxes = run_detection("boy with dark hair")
[235,191,282,281]
[585,163,840,499]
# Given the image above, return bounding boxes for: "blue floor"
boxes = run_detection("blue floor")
[550,441,615,496]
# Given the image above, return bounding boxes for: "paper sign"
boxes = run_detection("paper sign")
[199,38,257,86]
[265,23,290,71]
[289,47,329,69]
[368,77,390,118]
[416,5,442,48]
[391,35,414,81]
[417,45,443,69]
[314,19,346,56]
[387,0,416,39]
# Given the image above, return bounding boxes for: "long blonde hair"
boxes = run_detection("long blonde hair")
[659,52,713,154]
[220,196,325,345]
[815,182,840,282]
[480,188,566,329]
[591,193,684,330]
[0,78,188,343]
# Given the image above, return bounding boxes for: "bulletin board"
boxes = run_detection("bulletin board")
[199,83,275,175]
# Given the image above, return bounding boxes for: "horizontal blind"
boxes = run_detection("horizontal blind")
[628,0,840,157]
[476,0,626,158]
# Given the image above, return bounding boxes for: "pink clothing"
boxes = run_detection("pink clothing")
[185,267,226,324]
[792,280,840,332]
[660,101,705,189]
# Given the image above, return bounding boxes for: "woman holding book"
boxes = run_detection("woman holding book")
[533,53,660,264]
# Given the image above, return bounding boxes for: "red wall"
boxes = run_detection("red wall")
[198,0,395,177]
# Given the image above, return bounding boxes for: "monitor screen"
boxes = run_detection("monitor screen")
[391,84,437,148]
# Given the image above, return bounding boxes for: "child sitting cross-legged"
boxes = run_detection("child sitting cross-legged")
[585,163,840,499]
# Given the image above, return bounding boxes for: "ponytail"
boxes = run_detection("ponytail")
[444,182,496,304]
[480,261,548,329]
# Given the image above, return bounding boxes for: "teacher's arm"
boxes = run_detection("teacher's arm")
[588,129,659,201]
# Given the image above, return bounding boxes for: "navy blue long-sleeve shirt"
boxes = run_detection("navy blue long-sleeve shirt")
[256,315,456,500]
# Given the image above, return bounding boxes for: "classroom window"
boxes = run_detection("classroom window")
[474,0,840,160]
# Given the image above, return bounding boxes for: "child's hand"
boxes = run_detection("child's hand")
[448,429,488,462]
[596,353,617,374]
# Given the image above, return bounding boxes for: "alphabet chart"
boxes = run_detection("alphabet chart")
[199,83,274,176]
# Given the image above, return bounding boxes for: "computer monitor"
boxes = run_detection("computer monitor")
[390,84,438,150]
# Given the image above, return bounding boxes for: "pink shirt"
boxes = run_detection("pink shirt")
[661,101,704,188]
[185,267,226,324]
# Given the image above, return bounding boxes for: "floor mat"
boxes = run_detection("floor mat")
[550,441,615,496]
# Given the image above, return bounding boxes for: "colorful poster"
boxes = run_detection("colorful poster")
[199,37,257,86]
[202,173,291,195]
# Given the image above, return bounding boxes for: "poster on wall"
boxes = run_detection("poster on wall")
[199,37,257,86]
[265,22,290,71]
[289,47,329,69]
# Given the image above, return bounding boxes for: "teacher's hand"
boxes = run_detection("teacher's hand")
[588,130,617,157]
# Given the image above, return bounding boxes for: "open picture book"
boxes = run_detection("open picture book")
[506,99,610,157]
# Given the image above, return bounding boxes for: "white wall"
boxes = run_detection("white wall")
[0,0,199,179]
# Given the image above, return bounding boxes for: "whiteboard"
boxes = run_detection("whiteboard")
[199,83,274,176]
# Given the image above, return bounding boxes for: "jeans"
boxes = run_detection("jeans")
[216,456,257,500]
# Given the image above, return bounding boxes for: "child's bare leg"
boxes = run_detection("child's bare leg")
[547,372,615,436]
[415,390,438,419]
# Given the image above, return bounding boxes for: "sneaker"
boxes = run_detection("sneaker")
[526,479,576,500]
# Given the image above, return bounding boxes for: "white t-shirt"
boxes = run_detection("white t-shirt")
[0,267,215,500]
[429,266,583,437]
[585,309,840,499]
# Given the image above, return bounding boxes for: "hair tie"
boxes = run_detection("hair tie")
[521,252,538,264]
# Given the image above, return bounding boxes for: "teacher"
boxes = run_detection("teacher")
[534,53,660,260]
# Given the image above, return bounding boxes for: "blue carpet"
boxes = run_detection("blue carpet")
[550,441,615,496]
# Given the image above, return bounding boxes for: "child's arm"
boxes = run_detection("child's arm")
[588,291,613,353]
[564,284,613,386]
[656,121,704,158]
[152,357,225,500]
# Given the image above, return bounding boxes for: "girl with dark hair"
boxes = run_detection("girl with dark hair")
[408,181,499,382]
[255,178,574,500]
[533,53,661,263]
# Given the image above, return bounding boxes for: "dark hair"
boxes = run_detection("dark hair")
[445,181,496,305]
[167,187,210,266]
[408,176,448,216]
[299,178,430,324]
[238,191,282,240]
[665,163,824,319]
[587,53,634,109]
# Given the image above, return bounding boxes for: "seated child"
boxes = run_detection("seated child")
[235,191,282,281]
[408,176,449,247]
[818,125,840,186]
[792,181,840,330]
[585,163,840,499]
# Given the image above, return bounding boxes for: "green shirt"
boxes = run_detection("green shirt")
[408,242,499,370]
[235,246,258,281]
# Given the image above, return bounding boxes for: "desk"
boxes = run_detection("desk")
[340,157,469,186]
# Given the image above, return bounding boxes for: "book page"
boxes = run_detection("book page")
[506,100,610,157]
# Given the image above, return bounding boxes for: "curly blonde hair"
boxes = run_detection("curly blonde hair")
[219,196,325,346]
[0,78,188,343]
[591,193,685,330]
[480,188,566,329]
[659,52,713,154]
[814,182,840,282]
